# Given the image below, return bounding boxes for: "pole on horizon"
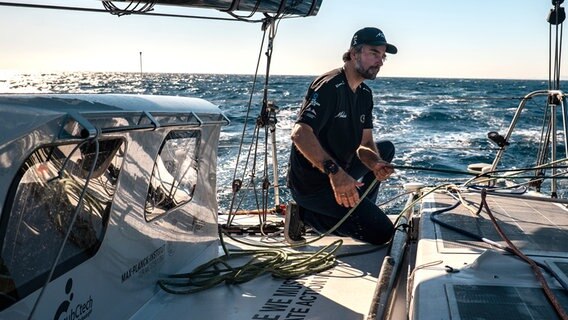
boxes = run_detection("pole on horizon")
[139,51,143,76]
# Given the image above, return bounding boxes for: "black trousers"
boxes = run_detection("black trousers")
[290,141,395,245]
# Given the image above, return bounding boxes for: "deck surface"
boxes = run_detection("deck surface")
[131,214,390,320]
[432,191,568,256]
[412,190,568,320]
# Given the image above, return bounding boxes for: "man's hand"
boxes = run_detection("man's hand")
[329,170,364,207]
[371,160,394,181]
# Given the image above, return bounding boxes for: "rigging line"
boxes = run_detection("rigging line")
[228,12,298,22]
[555,2,560,89]
[555,26,560,87]
[254,127,276,227]
[257,109,272,227]
[549,0,565,90]
[467,183,528,194]
[500,170,568,188]
[396,160,568,179]
[548,3,559,89]
[27,136,101,320]
[480,189,568,320]
[259,18,278,214]
[102,0,156,16]
[468,187,568,205]
[550,22,553,90]
[503,173,568,180]
[461,158,567,188]
[259,121,271,226]
[226,27,268,226]
[260,178,270,230]
[220,144,501,151]
[490,159,568,172]
[427,188,568,294]
[550,25,556,88]
[537,96,550,170]
[377,190,413,207]
[0,1,261,22]
[227,125,265,226]
[263,123,272,213]
[228,17,282,225]
[227,179,256,222]
[391,183,455,228]
[224,0,262,19]
[378,96,533,102]
[257,17,283,124]
[237,126,264,225]
[250,125,264,224]
[479,164,568,189]
[449,187,484,216]
[393,165,479,176]
[555,12,559,89]
[560,23,563,89]
[227,27,266,187]
[400,146,500,151]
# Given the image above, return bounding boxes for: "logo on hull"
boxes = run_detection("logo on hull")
[54,278,93,320]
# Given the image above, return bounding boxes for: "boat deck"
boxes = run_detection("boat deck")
[429,191,568,255]
[131,214,391,320]
[130,189,568,320]
[412,190,568,320]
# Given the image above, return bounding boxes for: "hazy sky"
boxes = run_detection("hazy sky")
[0,0,564,79]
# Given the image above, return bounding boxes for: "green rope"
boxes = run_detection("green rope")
[157,240,343,294]
[158,180,382,294]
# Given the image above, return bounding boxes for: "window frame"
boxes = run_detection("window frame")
[0,137,125,311]
[144,130,201,222]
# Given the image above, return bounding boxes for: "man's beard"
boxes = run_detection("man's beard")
[355,57,379,80]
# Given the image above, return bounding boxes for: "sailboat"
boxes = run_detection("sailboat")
[0,1,567,319]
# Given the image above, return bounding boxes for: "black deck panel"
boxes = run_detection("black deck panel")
[431,192,568,255]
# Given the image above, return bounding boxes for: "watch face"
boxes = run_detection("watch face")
[324,160,338,174]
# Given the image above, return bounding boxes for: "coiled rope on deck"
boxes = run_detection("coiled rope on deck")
[158,178,388,294]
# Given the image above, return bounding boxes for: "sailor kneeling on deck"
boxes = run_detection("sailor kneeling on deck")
[286,27,397,245]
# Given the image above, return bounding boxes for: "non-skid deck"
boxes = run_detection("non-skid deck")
[430,191,568,256]
[131,214,390,320]
[412,190,568,320]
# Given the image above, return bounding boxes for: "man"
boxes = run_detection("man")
[285,27,396,245]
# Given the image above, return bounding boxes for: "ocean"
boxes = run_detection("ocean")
[2,72,566,212]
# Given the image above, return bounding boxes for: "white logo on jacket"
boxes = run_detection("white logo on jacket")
[308,93,320,107]
[304,107,317,119]
[335,111,347,119]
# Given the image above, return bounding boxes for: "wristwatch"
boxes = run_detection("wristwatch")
[323,159,339,175]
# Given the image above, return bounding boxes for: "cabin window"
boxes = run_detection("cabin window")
[145,130,200,222]
[0,138,124,311]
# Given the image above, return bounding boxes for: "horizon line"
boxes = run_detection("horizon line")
[0,70,560,82]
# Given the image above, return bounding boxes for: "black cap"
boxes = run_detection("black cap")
[351,27,397,54]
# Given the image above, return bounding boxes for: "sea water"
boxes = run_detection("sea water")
[2,72,567,212]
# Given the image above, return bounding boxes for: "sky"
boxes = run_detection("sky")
[0,0,564,79]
